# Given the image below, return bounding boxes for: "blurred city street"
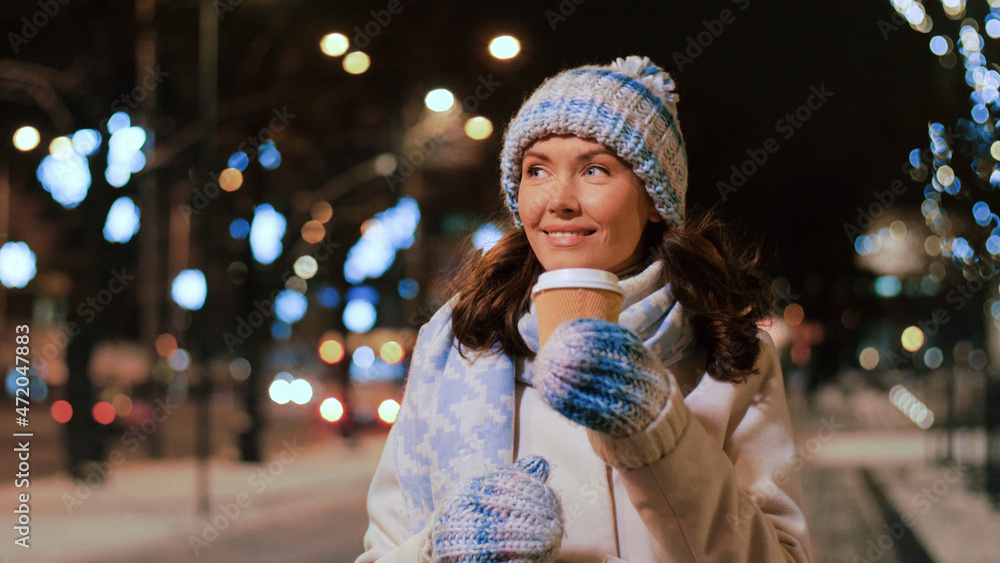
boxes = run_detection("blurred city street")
[0,375,996,562]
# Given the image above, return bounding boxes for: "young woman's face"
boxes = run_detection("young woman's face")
[517,135,661,273]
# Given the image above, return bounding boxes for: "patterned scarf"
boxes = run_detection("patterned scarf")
[392,260,696,533]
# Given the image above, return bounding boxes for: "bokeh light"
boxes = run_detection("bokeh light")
[488,35,521,59]
[219,168,243,192]
[92,402,116,425]
[250,204,286,265]
[343,51,370,74]
[103,196,141,243]
[13,126,40,151]
[353,345,376,368]
[171,269,207,310]
[320,32,349,57]
[269,379,291,404]
[0,242,37,289]
[275,289,308,324]
[783,304,804,326]
[301,220,326,244]
[230,357,251,381]
[859,347,880,370]
[320,397,345,422]
[424,88,455,112]
[380,341,404,364]
[155,333,178,357]
[378,399,400,424]
[901,326,925,352]
[924,347,944,369]
[294,255,319,279]
[289,379,313,405]
[311,201,333,224]
[112,394,133,417]
[51,400,72,423]
[319,339,345,364]
[464,116,493,140]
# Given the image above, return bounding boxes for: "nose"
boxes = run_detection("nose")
[546,177,580,215]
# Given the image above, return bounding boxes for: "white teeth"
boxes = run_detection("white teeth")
[547,231,590,237]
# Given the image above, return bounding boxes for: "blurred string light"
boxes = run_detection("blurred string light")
[344,197,420,284]
[889,385,934,429]
[171,269,207,310]
[424,88,455,112]
[269,379,291,404]
[924,346,944,368]
[271,321,292,340]
[353,346,375,368]
[13,126,40,151]
[901,325,925,352]
[72,129,101,156]
[379,341,404,364]
[219,168,243,192]
[859,346,880,370]
[0,242,37,288]
[51,400,72,423]
[319,338,345,364]
[301,220,325,244]
[168,348,190,371]
[343,51,370,74]
[92,402,116,425]
[250,204,286,264]
[37,151,90,208]
[343,299,376,332]
[488,35,521,59]
[318,286,341,308]
[103,196,141,243]
[320,32,349,57]
[105,114,148,188]
[311,201,333,223]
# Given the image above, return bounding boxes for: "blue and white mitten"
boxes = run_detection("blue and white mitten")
[534,318,670,437]
[430,455,564,563]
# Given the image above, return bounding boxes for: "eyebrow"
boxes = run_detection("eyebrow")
[523,147,616,162]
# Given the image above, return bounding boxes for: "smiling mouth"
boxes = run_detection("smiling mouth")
[543,230,596,237]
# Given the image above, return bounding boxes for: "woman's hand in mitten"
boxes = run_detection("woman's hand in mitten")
[430,455,564,563]
[534,318,670,437]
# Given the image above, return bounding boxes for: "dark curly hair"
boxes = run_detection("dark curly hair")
[447,208,775,384]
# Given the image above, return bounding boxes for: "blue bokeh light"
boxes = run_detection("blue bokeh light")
[318,287,341,308]
[228,151,250,171]
[171,269,207,310]
[398,278,419,299]
[275,289,308,324]
[103,196,141,243]
[72,129,102,156]
[344,197,421,283]
[230,218,250,239]
[37,153,91,208]
[343,299,377,333]
[0,242,37,289]
[250,204,286,265]
[473,222,503,252]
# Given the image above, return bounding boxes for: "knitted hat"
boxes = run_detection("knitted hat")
[500,55,687,229]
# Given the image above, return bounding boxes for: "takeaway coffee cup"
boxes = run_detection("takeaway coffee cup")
[531,268,624,346]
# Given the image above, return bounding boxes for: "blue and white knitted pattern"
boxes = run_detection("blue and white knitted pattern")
[533,319,670,437]
[500,55,687,229]
[430,456,563,563]
[393,260,696,533]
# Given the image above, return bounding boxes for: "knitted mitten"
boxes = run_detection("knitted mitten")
[534,318,670,437]
[430,455,564,563]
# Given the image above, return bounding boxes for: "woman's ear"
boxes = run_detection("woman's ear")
[648,206,663,223]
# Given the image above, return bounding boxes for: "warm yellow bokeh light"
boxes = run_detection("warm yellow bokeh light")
[320,397,345,422]
[320,32,349,57]
[901,326,925,352]
[936,165,955,186]
[294,255,319,279]
[859,347,880,370]
[301,220,326,244]
[155,333,178,357]
[464,116,493,140]
[49,136,73,159]
[378,399,400,424]
[343,51,370,74]
[992,141,1000,161]
[112,394,133,417]
[424,88,455,112]
[219,168,243,192]
[311,201,333,224]
[13,126,40,151]
[380,341,404,364]
[783,303,804,326]
[319,339,345,364]
[488,35,521,59]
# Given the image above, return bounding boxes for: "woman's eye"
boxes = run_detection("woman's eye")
[585,165,608,176]
[526,166,546,178]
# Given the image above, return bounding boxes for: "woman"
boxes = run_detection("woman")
[357,56,813,562]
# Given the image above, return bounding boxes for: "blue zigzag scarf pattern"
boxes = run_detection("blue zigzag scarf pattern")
[392,260,696,533]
